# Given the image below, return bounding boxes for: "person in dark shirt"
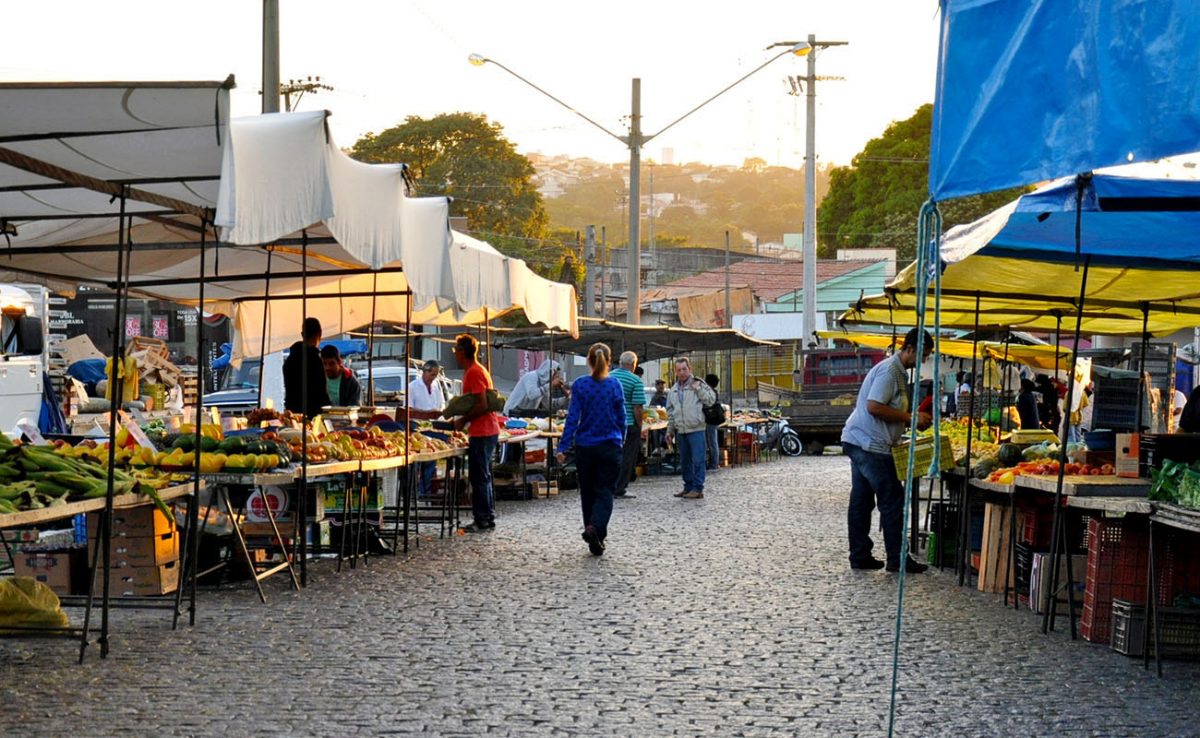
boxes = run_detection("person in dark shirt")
[1016,377,1041,430]
[282,317,330,416]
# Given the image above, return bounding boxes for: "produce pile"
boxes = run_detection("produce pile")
[981,441,1113,483]
[926,419,1000,468]
[1149,459,1200,509]
[0,433,175,517]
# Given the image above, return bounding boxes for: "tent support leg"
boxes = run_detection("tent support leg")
[256,248,273,407]
[1043,256,1090,636]
[957,292,980,587]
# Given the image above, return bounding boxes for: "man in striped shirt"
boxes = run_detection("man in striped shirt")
[610,350,646,499]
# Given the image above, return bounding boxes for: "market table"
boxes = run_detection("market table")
[197,469,301,602]
[0,482,198,660]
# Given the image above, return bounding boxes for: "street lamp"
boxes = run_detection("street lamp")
[767,35,847,347]
[469,45,808,323]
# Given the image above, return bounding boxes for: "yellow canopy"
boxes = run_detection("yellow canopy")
[839,254,1200,336]
[817,330,1073,371]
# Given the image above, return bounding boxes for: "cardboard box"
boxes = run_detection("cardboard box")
[88,530,180,568]
[56,333,106,366]
[87,507,176,539]
[12,550,84,595]
[1116,433,1141,478]
[94,560,179,597]
[323,485,382,513]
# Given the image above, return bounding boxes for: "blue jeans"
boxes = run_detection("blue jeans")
[468,435,498,526]
[417,461,436,497]
[576,442,621,539]
[705,424,720,470]
[844,442,905,566]
[677,430,707,493]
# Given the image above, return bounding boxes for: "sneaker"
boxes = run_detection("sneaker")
[673,489,689,498]
[850,557,886,571]
[681,491,704,499]
[461,521,493,533]
[886,557,928,574]
[581,525,605,556]
[614,493,637,499]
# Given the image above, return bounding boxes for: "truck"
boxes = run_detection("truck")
[760,347,886,455]
[0,284,49,432]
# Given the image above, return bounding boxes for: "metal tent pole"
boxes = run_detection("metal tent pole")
[256,248,273,407]
[957,293,981,585]
[298,230,309,587]
[175,218,209,630]
[1136,304,1150,431]
[1043,255,1091,636]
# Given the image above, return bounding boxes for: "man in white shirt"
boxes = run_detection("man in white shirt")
[407,360,447,497]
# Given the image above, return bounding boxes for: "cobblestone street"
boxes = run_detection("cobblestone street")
[2,454,1198,737]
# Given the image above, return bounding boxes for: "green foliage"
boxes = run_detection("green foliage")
[351,113,579,280]
[540,159,831,253]
[817,104,1028,260]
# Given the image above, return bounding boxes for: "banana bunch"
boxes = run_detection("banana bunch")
[105,355,140,404]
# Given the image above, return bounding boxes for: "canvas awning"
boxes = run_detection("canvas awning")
[0,82,578,344]
[493,319,779,363]
[841,171,1200,336]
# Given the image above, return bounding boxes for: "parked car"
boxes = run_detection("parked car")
[355,362,459,407]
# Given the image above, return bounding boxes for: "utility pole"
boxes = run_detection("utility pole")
[262,0,280,113]
[648,163,656,287]
[584,225,597,318]
[802,34,818,349]
[628,79,643,323]
[600,226,608,320]
[281,76,334,112]
[469,47,806,325]
[725,230,733,410]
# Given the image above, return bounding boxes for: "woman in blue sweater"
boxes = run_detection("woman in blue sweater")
[556,343,626,555]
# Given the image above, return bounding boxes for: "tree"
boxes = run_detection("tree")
[350,113,575,280]
[817,104,1027,260]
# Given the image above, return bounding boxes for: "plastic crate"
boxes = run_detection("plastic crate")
[892,436,955,478]
[1110,599,1200,659]
[1080,517,1149,644]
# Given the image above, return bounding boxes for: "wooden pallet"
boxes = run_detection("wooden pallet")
[978,501,1016,594]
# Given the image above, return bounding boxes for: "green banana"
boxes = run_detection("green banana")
[33,480,72,497]
[0,499,17,514]
[46,471,101,493]
[0,464,21,481]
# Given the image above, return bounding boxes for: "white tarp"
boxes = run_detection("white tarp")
[0,83,577,339]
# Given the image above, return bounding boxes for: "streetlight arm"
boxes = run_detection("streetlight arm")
[645,48,796,143]
[472,56,628,146]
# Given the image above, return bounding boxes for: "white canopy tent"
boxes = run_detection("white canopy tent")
[0,80,578,342]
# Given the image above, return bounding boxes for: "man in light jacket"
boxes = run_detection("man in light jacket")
[666,357,717,500]
[503,359,566,417]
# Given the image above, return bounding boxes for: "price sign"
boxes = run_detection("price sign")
[15,420,46,446]
[117,410,157,450]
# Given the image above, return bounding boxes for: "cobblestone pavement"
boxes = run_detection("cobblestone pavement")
[3,455,1199,737]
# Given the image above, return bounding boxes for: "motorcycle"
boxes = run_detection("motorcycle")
[757,415,803,457]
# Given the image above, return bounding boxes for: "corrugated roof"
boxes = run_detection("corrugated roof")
[657,259,876,303]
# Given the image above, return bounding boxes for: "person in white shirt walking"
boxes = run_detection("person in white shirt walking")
[407,360,448,497]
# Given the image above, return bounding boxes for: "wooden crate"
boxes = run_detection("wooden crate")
[978,501,1016,594]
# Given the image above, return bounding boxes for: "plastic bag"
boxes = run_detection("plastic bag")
[0,576,69,634]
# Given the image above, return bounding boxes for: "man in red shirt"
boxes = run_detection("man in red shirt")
[452,333,500,531]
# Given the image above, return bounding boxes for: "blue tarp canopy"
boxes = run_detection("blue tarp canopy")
[930,0,1200,200]
[956,173,1200,268]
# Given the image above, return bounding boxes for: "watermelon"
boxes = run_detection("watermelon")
[997,443,1023,467]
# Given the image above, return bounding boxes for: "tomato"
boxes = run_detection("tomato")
[1090,467,1102,476]
[1100,464,1114,475]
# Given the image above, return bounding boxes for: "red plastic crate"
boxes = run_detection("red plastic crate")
[1157,527,1200,608]
[1019,498,1056,548]
[1080,516,1149,644]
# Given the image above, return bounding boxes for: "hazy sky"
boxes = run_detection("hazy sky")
[3,1,941,168]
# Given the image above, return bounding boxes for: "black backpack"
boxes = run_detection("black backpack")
[703,399,726,426]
